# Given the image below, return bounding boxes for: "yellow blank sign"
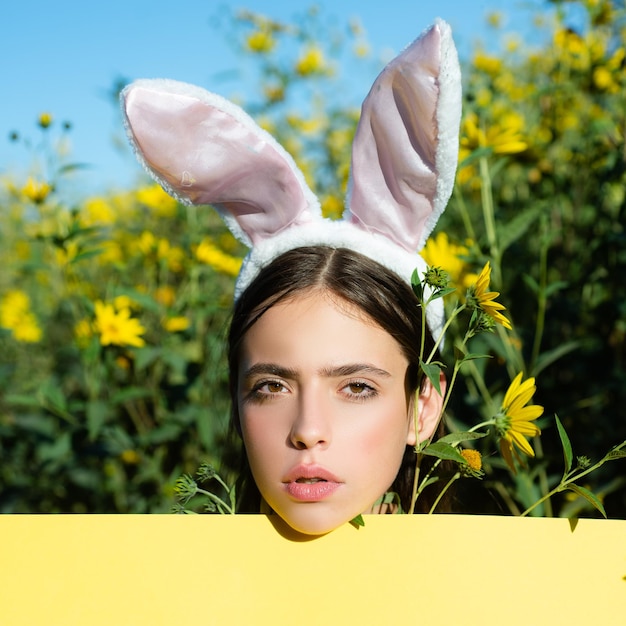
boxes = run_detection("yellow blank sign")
[1,514,624,625]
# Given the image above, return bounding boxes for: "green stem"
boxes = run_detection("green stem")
[531,435,553,517]
[452,186,477,242]
[520,441,626,517]
[429,472,460,514]
[426,303,466,363]
[464,358,495,408]
[479,156,501,287]
[213,474,237,514]
[410,292,430,514]
[439,361,461,417]
[530,216,549,375]
[408,462,421,515]
[196,488,234,514]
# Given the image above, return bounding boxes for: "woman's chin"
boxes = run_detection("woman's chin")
[270,503,361,537]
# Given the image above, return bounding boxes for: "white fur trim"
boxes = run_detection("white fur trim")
[234,219,446,341]
[418,18,462,251]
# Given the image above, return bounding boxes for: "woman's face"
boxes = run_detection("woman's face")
[237,292,417,535]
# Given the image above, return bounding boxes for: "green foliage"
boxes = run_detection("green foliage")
[0,152,242,511]
[437,0,626,518]
[1,0,625,518]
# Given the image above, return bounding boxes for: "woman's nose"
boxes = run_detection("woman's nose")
[289,391,331,450]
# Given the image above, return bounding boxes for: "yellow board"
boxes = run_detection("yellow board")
[1,515,624,625]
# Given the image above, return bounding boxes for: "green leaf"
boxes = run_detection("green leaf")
[4,394,42,408]
[497,206,542,253]
[111,387,152,405]
[40,380,67,412]
[534,341,580,376]
[350,514,365,528]
[458,146,493,168]
[71,248,105,264]
[38,432,72,464]
[428,287,457,302]
[134,346,162,371]
[420,441,468,465]
[555,414,573,475]
[438,431,488,445]
[418,476,440,490]
[420,360,442,395]
[411,269,424,300]
[522,273,540,295]
[565,484,607,519]
[458,352,492,365]
[87,400,112,441]
[605,448,626,461]
[113,288,162,314]
[58,162,92,174]
[544,280,569,298]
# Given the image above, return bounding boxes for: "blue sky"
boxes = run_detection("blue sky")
[2,0,552,198]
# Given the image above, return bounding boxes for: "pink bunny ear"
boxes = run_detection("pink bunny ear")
[346,19,462,252]
[121,79,320,247]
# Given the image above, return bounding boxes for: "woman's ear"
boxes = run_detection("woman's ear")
[406,372,447,446]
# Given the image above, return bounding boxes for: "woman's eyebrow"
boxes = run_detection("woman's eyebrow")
[242,363,391,379]
[319,364,391,378]
[242,363,299,380]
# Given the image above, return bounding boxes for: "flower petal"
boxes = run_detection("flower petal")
[510,430,535,457]
[502,372,523,409]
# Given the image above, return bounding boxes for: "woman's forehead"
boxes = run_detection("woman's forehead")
[240,291,408,370]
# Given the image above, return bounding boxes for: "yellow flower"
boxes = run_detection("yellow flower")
[154,285,176,307]
[353,41,370,58]
[115,355,131,370]
[246,29,275,53]
[460,449,483,472]
[12,313,43,343]
[82,197,116,225]
[163,316,190,332]
[54,240,79,267]
[0,290,30,325]
[136,184,178,217]
[592,66,615,91]
[263,83,285,103]
[120,449,140,464]
[421,232,478,294]
[321,195,344,219]
[0,290,42,343]
[94,300,146,348]
[97,240,123,265]
[486,11,502,28]
[195,239,242,277]
[113,295,134,311]
[467,262,512,330]
[138,231,157,255]
[38,112,53,129]
[156,238,185,272]
[287,114,325,136]
[74,318,93,347]
[460,112,528,159]
[295,46,326,75]
[22,177,52,203]
[473,52,502,76]
[495,373,544,471]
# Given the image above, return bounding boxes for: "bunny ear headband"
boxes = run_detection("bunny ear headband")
[121,18,462,340]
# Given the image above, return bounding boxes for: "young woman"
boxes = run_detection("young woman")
[228,246,446,534]
[121,19,462,534]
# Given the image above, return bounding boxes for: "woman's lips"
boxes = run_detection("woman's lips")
[283,465,342,502]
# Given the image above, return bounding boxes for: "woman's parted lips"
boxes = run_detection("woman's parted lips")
[283,464,342,484]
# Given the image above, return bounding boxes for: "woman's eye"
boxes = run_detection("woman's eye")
[265,381,286,393]
[343,381,376,399]
[252,380,287,396]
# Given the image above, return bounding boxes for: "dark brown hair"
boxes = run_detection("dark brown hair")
[227,246,450,513]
